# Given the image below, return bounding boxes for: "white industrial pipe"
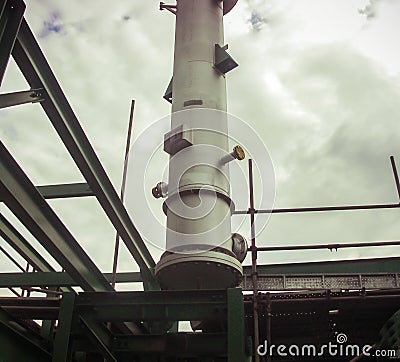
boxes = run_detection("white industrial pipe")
[155,0,245,290]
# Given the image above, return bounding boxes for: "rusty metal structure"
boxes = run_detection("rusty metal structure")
[1,0,400,361]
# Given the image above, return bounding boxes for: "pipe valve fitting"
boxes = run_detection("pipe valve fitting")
[220,145,245,165]
[152,182,168,199]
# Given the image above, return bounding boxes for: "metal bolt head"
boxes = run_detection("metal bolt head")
[233,145,245,160]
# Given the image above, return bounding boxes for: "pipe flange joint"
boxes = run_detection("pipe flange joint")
[152,182,168,199]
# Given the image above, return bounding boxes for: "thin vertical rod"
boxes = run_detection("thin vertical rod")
[266,293,272,362]
[249,159,256,252]
[390,156,400,202]
[25,262,31,297]
[248,159,260,362]
[111,100,135,288]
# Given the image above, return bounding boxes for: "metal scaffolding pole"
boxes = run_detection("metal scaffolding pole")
[248,159,260,362]
[111,100,135,288]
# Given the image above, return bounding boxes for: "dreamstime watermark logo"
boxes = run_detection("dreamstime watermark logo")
[257,333,398,359]
[125,108,276,253]
[336,332,347,344]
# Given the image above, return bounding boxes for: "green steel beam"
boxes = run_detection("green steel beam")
[77,289,227,307]
[76,290,228,322]
[40,318,55,349]
[0,213,55,272]
[52,292,75,362]
[1,257,396,290]
[0,271,75,287]
[0,271,142,287]
[104,271,142,283]
[81,303,224,322]
[0,141,113,292]
[112,333,227,356]
[1,289,248,360]
[227,288,247,361]
[0,182,93,200]
[36,182,94,199]
[12,18,158,289]
[2,256,396,289]
[0,306,51,361]
[79,314,116,362]
[0,87,44,108]
[76,290,246,360]
[243,256,400,275]
[0,296,60,320]
[0,0,25,84]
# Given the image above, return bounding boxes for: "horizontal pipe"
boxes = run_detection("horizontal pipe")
[253,240,400,252]
[234,203,400,215]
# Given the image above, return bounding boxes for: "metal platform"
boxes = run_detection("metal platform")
[242,273,400,291]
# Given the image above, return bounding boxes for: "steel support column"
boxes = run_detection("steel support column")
[52,293,75,362]
[227,288,248,361]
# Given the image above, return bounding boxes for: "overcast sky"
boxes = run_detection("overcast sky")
[1,0,400,284]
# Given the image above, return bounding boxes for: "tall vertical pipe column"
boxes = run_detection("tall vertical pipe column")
[155,0,244,290]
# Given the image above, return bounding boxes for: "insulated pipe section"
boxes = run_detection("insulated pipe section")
[155,0,244,290]
[171,0,226,112]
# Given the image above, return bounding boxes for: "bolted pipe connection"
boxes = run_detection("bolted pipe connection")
[152,182,168,199]
[219,145,245,165]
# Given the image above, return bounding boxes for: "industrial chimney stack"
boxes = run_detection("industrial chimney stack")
[154,0,247,289]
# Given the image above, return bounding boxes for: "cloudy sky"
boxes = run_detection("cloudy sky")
[1,0,400,287]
